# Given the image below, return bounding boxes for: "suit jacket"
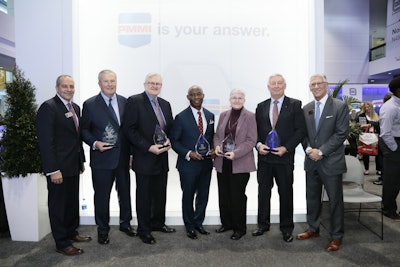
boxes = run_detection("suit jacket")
[303,96,349,175]
[81,93,130,169]
[255,96,306,165]
[122,91,174,175]
[213,108,257,174]
[170,106,215,172]
[36,95,85,177]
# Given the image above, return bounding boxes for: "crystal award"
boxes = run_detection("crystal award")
[195,135,210,157]
[153,124,169,148]
[222,133,235,153]
[102,122,118,147]
[265,129,280,152]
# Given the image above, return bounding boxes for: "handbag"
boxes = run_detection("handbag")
[357,127,378,156]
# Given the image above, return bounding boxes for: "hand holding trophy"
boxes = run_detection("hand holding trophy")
[153,124,170,149]
[265,129,280,152]
[195,134,210,159]
[102,122,118,148]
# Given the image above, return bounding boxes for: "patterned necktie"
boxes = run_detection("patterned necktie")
[67,103,79,131]
[108,98,119,125]
[272,100,278,129]
[198,111,203,135]
[152,98,166,130]
[315,101,321,129]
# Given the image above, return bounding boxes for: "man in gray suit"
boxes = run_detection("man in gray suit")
[296,74,349,252]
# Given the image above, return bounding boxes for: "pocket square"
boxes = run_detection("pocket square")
[209,119,214,124]
[325,115,333,119]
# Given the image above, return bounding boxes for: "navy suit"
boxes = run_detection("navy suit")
[81,93,132,235]
[170,106,214,231]
[122,91,174,236]
[36,95,85,250]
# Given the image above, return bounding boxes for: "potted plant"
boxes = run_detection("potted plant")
[0,66,51,241]
[331,79,362,155]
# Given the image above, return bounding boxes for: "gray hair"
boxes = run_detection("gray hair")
[98,69,117,81]
[230,88,246,99]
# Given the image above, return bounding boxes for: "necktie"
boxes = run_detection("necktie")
[67,103,79,131]
[152,98,166,130]
[315,101,321,129]
[198,111,203,135]
[108,98,119,125]
[272,100,278,129]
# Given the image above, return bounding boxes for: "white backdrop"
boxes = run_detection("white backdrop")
[73,0,319,225]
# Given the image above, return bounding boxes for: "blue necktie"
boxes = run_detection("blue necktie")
[108,98,119,125]
[315,101,321,129]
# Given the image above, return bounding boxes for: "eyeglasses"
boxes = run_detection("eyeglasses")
[230,97,244,101]
[146,82,162,87]
[269,81,285,86]
[309,82,327,88]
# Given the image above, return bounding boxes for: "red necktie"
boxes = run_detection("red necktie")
[67,103,79,131]
[198,111,203,135]
[272,100,278,128]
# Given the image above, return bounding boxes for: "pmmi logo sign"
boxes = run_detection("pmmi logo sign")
[118,13,152,48]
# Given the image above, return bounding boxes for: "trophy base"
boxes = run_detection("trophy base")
[158,144,170,149]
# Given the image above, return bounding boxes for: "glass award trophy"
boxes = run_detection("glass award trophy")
[102,122,118,147]
[153,124,169,148]
[195,135,210,157]
[265,129,280,152]
[222,133,235,153]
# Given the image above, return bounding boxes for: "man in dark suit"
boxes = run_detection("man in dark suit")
[253,74,306,243]
[170,85,215,240]
[81,70,135,245]
[122,72,175,245]
[297,74,349,252]
[36,75,91,256]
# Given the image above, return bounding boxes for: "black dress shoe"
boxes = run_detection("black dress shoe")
[152,224,176,233]
[119,226,137,237]
[283,233,294,243]
[98,234,110,245]
[252,227,269,236]
[231,232,245,240]
[215,226,232,233]
[195,226,210,235]
[140,234,156,244]
[186,230,198,239]
[56,245,84,256]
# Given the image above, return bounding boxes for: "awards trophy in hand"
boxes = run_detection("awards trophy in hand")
[102,122,118,147]
[265,129,280,152]
[195,134,210,158]
[221,133,235,154]
[153,124,169,149]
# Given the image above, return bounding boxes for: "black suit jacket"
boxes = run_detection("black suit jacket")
[122,91,174,175]
[81,93,130,169]
[255,96,306,165]
[36,95,85,176]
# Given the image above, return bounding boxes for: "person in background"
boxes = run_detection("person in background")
[297,74,349,252]
[373,92,392,185]
[122,73,175,245]
[214,89,257,241]
[170,85,215,240]
[36,75,91,256]
[252,74,306,243]
[81,70,135,245]
[379,77,400,220]
[356,101,381,175]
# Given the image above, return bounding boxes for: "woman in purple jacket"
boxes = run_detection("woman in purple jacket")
[213,89,257,240]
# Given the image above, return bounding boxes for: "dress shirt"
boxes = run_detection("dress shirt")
[379,95,400,151]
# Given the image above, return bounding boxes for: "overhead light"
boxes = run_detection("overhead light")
[388,72,392,75]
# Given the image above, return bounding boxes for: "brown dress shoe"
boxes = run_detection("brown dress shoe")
[296,230,320,240]
[56,245,84,256]
[325,239,341,252]
[70,235,92,242]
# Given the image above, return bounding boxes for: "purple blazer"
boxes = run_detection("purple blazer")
[213,107,257,174]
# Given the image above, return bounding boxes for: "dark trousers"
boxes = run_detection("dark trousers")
[306,170,344,241]
[92,166,132,235]
[179,167,212,231]
[47,175,80,249]
[257,162,294,234]
[135,172,168,236]
[217,160,249,234]
[381,138,400,214]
